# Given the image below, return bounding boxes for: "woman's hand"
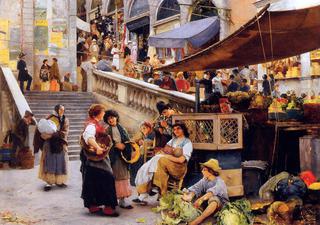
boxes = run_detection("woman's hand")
[138,139,144,146]
[115,143,126,150]
[96,146,105,155]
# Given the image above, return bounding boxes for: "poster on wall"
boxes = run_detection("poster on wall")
[0,19,9,50]
[0,49,10,64]
[34,20,49,55]
[9,27,20,60]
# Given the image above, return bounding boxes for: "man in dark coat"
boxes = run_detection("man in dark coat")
[11,110,35,166]
[17,52,32,93]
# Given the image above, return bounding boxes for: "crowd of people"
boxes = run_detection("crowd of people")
[25,101,228,225]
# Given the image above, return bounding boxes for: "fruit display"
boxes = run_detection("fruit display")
[226,91,252,111]
[250,93,272,109]
[268,98,288,113]
[303,96,320,123]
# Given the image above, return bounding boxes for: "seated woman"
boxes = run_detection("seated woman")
[133,123,193,205]
[182,159,229,225]
[80,104,118,217]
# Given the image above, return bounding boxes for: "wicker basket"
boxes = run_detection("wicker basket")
[17,148,34,169]
[20,156,34,169]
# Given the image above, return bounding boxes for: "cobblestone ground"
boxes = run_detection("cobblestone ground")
[0,160,159,225]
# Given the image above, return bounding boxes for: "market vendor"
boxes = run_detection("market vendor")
[182,159,229,225]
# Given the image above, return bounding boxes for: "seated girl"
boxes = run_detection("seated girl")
[133,123,193,205]
[182,159,229,225]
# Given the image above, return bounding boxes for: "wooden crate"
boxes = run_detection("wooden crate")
[172,113,243,150]
[220,169,244,197]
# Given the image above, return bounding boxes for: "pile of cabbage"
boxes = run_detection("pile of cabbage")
[216,199,253,225]
[152,191,201,225]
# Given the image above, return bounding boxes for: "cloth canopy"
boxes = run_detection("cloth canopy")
[148,17,220,49]
[158,3,320,72]
[76,17,90,32]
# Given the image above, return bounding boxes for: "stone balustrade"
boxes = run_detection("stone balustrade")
[92,70,196,116]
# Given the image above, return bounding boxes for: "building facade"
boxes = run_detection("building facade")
[0,0,77,86]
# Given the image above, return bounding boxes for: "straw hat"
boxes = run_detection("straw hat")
[200,159,222,172]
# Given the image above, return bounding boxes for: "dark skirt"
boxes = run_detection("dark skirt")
[81,165,118,209]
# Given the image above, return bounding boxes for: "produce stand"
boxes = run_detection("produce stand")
[172,113,244,197]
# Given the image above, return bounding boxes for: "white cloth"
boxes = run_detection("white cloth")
[111,47,120,70]
[82,124,96,144]
[37,119,57,134]
[135,137,193,187]
[212,76,224,95]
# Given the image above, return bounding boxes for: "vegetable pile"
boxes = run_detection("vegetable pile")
[216,199,253,225]
[152,191,201,225]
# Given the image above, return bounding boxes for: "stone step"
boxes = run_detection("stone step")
[24,92,93,96]
[69,155,80,161]
[31,109,89,114]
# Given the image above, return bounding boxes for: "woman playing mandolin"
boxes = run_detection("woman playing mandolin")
[80,104,119,217]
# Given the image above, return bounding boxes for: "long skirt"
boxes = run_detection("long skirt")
[112,157,132,199]
[38,141,68,185]
[135,154,164,194]
[81,165,118,208]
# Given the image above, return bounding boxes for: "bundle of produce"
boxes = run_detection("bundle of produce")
[216,199,253,225]
[274,176,307,201]
[153,191,201,225]
[226,91,251,111]
[267,197,303,225]
[249,93,272,109]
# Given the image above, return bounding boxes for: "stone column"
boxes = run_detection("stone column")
[300,52,312,95]
[22,0,34,77]
[69,0,78,83]
[178,0,192,25]
[212,0,231,39]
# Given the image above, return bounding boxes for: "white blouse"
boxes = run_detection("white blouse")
[82,124,96,144]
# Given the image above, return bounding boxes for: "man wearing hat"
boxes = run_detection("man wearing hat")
[17,52,32,94]
[182,159,229,225]
[11,110,35,166]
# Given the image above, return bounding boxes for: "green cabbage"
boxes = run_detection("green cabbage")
[153,191,201,225]
[217,199,253,225]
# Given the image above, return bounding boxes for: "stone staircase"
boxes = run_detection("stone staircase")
[25,91,96,161]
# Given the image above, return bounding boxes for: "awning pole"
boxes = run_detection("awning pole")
[195,79,200,113]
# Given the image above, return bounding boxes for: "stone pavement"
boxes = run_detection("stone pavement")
[0,160,159,225]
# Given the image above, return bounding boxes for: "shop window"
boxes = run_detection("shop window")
[91,0,102,9]
[157,0,180,21]
[191,0,218,21]
[130,0,149,18]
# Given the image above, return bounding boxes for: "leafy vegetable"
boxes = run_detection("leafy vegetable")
[216,199,253,225]
[153,191,201,225]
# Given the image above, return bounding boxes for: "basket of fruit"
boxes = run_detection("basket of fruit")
[303,97,320,123]
[226,91,251,112]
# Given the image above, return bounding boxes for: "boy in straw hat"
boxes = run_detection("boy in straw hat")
[182,159,229,225]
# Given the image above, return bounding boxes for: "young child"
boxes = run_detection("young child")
[182,159,229,225]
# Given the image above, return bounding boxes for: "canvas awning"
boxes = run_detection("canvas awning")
[148,17,220,49]
[158,3,320,72]
[76,17,90,32]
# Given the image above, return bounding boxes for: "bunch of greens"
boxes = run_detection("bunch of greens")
[216,199,253,225]
[153,191,201,225]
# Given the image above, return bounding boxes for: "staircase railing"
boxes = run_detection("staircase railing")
[92,70,195,116]
[0,67,35,150]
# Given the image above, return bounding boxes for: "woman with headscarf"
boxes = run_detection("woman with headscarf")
[36,104,69,191]
[80,104,118,217]
[104,110,133,210]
